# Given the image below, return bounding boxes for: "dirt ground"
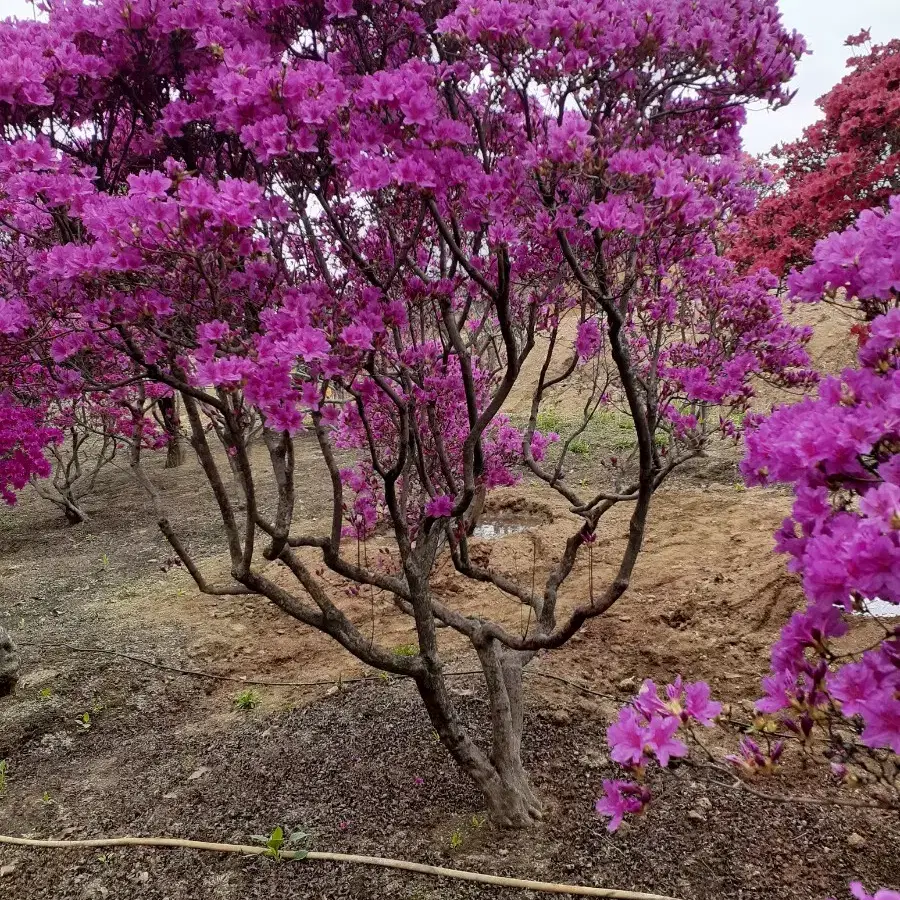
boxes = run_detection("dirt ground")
[0,304,897,900]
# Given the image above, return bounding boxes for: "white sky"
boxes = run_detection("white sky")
[743,0,900,155]
[0,0,899,156]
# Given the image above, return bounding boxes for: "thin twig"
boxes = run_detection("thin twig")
[687,761,897,812]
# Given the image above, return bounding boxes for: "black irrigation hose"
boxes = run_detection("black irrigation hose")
[17,640,619,700]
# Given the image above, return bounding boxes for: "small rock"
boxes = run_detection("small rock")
[617,676,637,691]
[497,849,508,858]
[0,864,17,877]
[19,667,60,690]
[687,810,706,823]
[549,709,571,727]
[848,833,866,850]
[579,751,608,770]
[696,796,713,811]
[450,687,474,698]
[136,871,150,884]
[187,766,210,781]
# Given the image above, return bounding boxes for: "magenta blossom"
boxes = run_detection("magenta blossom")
[849,884,900,900]
[594,780,650,832]
[607,707,646,767]
[642,715,688,767]
[425,495,454,519]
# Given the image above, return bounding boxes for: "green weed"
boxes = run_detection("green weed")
[250,826,311,860]
[569,437,591,455]
[535,406,568,434]
[234,689,261,711]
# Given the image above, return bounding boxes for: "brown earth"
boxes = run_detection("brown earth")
[0,305,897,900]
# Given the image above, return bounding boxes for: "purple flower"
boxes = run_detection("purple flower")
[857,697,900,754]
[126,170,172,199]
[858,483,900,531]
[293,326,330,362]
[340,323,374,351]
[425,495,453,518]
[643,715,687,767]
[574,319,602,360]
[726,736,765,773]
[850,883,900,900]
[828,661,882,718]
[683,682,722,726]
[606,707,646,767]
[399,87,435,127]
[327,0,355,18]
[633,680,668,719]
[594,779,650,832]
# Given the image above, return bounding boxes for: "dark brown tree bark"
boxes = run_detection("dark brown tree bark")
[0,627,19,698]
[62,496,87,525]
[158,395,185,468]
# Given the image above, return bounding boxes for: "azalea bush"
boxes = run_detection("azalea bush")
[0,395,59,506]
[0,0,813,826]
[599,201,899,896]
[731,31,900,284]
[28,385,172,524]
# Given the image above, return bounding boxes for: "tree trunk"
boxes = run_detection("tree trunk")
[158,396,185,468]
[0,627,19,698]
[414,639,543,828]
[477,641,543,826]
[480,756,543,828]
[62,498,87,525]
[165,431,185,468]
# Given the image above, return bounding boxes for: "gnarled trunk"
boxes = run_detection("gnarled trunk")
[165,431,185,468]
[415,637,543,828]
[62,497,87,525]
[159,396,185,469]
[480,756,543,828]
[0,628,19,698]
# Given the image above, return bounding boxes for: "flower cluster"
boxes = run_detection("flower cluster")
[597,678,721,830]
[0,396,59,504]
[724,735,785,775]
[741,200,899,779]
[742,216,899,752]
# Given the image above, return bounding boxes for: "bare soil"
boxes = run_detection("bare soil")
[0,306,896,900]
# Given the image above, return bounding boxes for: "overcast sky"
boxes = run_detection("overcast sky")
[743,0,900,155]
[0,0,899,156]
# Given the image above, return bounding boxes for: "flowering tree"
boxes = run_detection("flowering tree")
[0,394,59,506]
[731,31,900,282]
[29,386,172,524]
[0,0,812,825]
[599,201,899,898]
